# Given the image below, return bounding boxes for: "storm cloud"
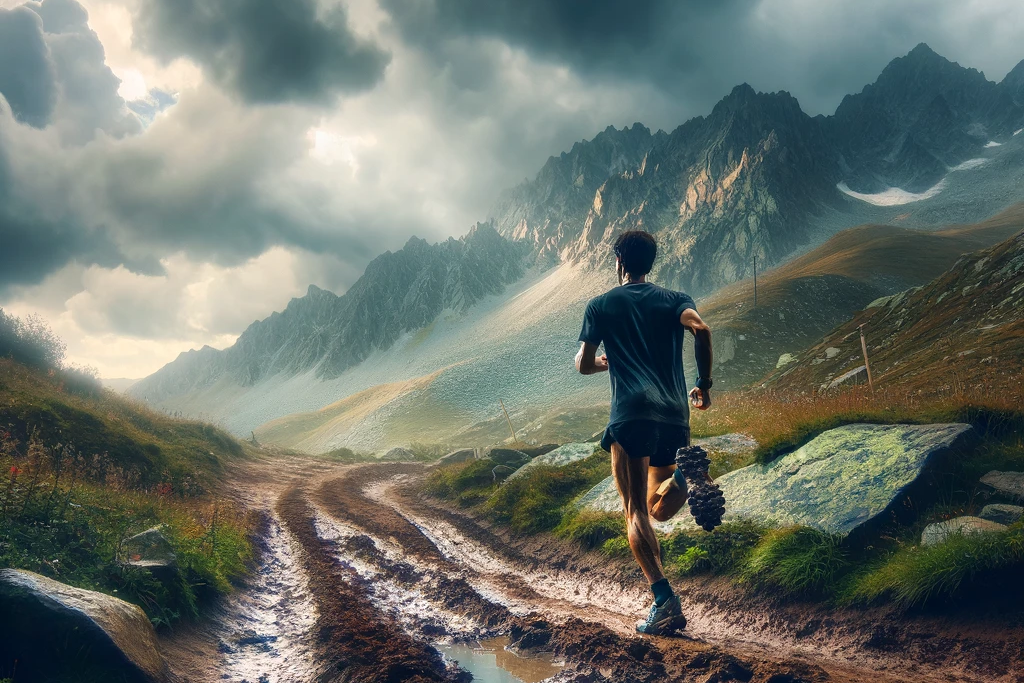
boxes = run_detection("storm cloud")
[0,6,56,126]
[133,0,390,104]
[0,0,1023,377]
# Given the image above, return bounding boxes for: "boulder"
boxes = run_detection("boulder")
[921,516,1008,546]
[978,503,1024,526]
[980,471,1024,501]
[491,465,516,482]
[0,569,167,682]
[380,447,416,462]
[505,442,600,483]
[430,448,477,467]
[577,423,975,536]
[485,448,530,467]
[121,526,176,578]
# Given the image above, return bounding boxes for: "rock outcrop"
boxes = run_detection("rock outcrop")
[578,423,975,536]
[505,442,600,482]
[431,448,477,467]
[979,503,1024,526]
[980,471,1024,501]
[921,516,1008,546]
[131,223,529,401]
[0,569,167,682]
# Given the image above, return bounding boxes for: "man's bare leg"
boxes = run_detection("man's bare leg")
[611,442,664,583]
[648,465,687,523]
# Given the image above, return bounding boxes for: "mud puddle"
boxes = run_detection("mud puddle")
[438,637,562,683]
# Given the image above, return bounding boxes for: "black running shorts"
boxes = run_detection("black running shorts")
[600,420,691,468]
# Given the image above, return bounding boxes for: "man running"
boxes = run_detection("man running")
[575,229,713,636]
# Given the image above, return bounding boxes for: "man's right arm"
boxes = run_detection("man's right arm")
[681,308,712,410]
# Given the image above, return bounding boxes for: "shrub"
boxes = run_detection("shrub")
[741,526,849,597]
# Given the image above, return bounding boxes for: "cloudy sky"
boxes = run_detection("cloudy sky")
[1,0,1022,378]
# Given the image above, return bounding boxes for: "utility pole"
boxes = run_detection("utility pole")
[753,254,758,308]
[499,398,518,445]
[858,324,875,393]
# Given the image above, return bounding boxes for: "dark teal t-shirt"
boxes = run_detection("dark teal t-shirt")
[578,282,696,426]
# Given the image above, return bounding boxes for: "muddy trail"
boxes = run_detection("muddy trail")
[160,457,1024,683]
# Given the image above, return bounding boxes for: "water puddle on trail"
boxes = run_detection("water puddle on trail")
[438,637,562,683]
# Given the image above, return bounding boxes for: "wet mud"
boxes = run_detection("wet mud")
[159,456,1024,683]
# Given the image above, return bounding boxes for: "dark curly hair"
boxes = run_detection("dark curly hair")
[613,230,657,277]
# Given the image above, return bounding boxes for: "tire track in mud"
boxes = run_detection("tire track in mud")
[314,465,838,683]
[276,484,466,683]
[372,466,1024,683]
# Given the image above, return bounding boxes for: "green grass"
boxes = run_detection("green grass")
[0,350,252,628]
[0,359,242,492]
[742,527,849,597]
[485,452,610,534]
[662,520,768,577]
[423,458,500,507]
[845,523,1024,608]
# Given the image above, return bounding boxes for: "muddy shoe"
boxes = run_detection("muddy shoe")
[636,594,687,636]
[676,445,726,532]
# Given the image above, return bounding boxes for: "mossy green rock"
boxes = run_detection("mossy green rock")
[505,442,600,482]
[0,569,167,682]
[921,516,1008,546]
[577,423,975,536]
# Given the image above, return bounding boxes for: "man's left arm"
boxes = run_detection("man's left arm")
[575,342,609,375]
[680,307,712,410]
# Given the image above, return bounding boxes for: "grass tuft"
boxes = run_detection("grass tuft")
[845,523,1024,608]
[662,520,768,577]
[741,526,849,597]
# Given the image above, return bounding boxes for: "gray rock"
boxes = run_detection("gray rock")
[430,448,477,468]
[486,448,530,467]
[577,423,975,536]
[921,516,1008,546]
[121,526,176,577]
[491,465,516,482]
[505,442,600,483]
[825,365,867,391]
[0,569,167,682]
[381,447,416,462]
[980,471,1024,501]
[978,503,1024,526]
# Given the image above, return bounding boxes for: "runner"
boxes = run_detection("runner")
[575,229,714,636]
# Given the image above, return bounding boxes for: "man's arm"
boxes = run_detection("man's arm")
[575,341,609,375]
[680,308,712,410]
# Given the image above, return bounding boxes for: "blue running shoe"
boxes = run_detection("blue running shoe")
[636,594,686,635]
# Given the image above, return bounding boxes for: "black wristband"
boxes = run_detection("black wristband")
[696,377,713,392]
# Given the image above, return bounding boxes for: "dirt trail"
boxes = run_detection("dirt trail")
[160,456,1024,683]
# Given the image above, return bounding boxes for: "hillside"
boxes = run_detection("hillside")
[700,204,1024,389]
[764,223,1024,394]
[0,313,250,631]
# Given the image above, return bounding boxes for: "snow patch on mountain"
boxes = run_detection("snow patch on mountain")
[837,181,946,206]
[950,158,990,171]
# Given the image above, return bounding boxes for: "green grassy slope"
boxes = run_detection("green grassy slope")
[0,321,251,630]
[698,204,1024,389]
[765,220,1024,395]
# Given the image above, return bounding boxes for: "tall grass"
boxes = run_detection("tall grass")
[846,523,1024,608]
[0,431,250,625]
[690,384,1024,466]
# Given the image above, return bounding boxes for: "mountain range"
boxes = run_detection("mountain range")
[130,44,1024,451]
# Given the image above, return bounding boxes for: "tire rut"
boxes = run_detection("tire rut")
[314,464,844,683]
